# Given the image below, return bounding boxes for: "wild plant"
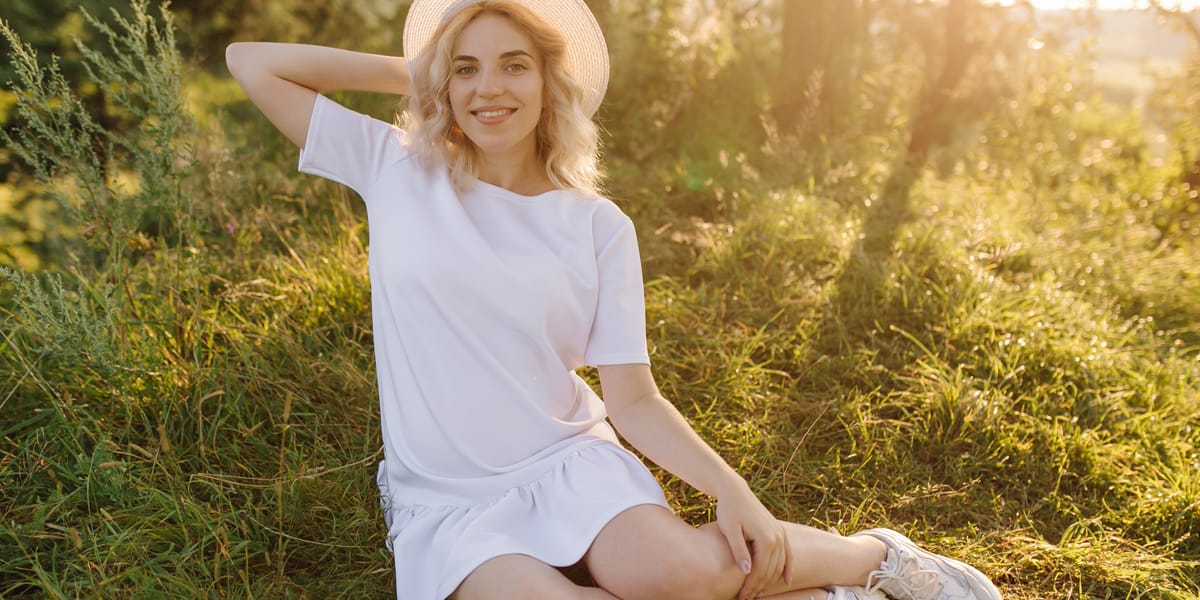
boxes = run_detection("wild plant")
[0,0,193,375]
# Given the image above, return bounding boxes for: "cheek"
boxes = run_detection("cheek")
[447,83,468,112]
[524,78,545,110]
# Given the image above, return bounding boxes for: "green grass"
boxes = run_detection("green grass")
[620,167,1200,598]
[3,4,1200,599]
[4,146,1200,598]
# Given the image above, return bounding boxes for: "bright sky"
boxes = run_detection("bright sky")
[992,0,1198,8]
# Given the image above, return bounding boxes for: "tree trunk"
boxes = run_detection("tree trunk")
[906,0,973,164]
[776,0,861,133]
[777,1,803,116]
[776,0,823,131]
[862,0,978,257]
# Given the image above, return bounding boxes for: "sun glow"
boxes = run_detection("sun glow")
[991,0,1199,8]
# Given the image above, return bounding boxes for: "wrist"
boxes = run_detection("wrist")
[713,472,753,500]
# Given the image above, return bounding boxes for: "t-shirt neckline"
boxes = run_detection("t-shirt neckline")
[470,177,566,203]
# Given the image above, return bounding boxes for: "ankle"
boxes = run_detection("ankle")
[845,535,889,584]
[851,535,888,565]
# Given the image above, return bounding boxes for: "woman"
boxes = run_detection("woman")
[225,1,1003,599]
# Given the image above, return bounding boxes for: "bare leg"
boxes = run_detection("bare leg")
[584,504,886,600]
[760,592,832,600]
[751,521,887,596]
[451,554,618,600]
[584,505,745,600]
[670,520,884,597]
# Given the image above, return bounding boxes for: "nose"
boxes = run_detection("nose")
[475,68,503,97]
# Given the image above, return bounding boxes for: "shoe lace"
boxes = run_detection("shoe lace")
[865,550,944,600]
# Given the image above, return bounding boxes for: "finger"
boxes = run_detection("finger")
[783,529,794,586]
[738,538,770,600]
[719,523,753,600]
[724,527,752,578]
[741,540,763,600]
[775,530,790,585]
[756,537,783,597]
[766,532,785,584]
[737,545,760,600]
[751,533,784,598]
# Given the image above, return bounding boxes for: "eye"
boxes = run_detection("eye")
[506,62,528,73]
[454,64,477,75]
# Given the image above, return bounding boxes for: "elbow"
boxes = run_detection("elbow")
[605,389,662,426]
[597,363,660,422]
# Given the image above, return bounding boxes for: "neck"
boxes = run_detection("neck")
[474,143,555,196]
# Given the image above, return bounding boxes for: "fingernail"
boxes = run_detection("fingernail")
[740,559,751,574]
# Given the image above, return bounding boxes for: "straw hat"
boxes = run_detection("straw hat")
[402,0,610,116]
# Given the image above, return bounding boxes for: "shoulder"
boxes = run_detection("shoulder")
[564,193,637,256]
[550,189,633,238]
[312,94,408,144]
[556,189,633,228]
[299,94,418,196]
[591,196,636,237]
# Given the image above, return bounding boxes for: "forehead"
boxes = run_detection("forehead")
[452,13,539,59]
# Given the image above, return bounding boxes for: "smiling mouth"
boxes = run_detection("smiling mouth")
[472,108,515,118]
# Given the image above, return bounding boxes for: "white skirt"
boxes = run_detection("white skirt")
[378,440,670,599]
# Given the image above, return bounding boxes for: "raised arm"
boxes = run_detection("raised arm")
[225,42,410,146]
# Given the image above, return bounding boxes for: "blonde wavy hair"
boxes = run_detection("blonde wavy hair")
[400,1,603,196]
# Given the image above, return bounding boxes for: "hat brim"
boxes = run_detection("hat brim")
[402,0,610,117]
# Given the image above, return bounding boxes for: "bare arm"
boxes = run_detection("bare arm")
[598,363,791,599]
[597,363,749,499]
[225,42,410,146]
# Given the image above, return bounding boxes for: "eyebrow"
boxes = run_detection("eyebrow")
[452,49,535,62]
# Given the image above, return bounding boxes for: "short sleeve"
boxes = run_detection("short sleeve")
[584,214,651,366]
[297,94,407,198]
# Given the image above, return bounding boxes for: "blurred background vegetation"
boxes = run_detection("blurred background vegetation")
[1,0,1198,598]
[2,0,1200,267]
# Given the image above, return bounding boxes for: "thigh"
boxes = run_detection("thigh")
[582,504,744,600]
[450,554,585,600]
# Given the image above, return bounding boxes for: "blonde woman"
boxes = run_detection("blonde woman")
[225,1,1002,599]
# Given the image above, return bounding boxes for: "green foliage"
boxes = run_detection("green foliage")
[1148,48,1200,236]
[0,181,59,270]
[0,267,118,372]
[169,0,407,62]
[72,0,192,238]
[603,0,743,162]
[0,0,195,374]
[1,2,1199,599]
[637,170,1200,596]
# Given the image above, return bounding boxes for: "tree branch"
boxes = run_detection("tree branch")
[1147,0,1200,46]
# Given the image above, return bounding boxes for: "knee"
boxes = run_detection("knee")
[653,543,745,600]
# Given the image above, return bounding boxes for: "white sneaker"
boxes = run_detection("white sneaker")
[853,528,1002,600]
[827,585,890,600]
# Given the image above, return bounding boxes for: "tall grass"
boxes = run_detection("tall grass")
[2,3,1198,599]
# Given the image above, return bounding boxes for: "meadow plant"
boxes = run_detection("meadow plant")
[0,3,1197,598]
[0,0,193,374]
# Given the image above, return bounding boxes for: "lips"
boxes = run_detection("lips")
[471,106,516,125]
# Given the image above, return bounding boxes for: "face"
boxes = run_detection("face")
[448,13,544,162]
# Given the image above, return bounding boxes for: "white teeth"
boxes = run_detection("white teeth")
[477,109,512,118]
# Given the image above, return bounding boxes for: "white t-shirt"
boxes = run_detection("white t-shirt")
[298,95,650,506]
